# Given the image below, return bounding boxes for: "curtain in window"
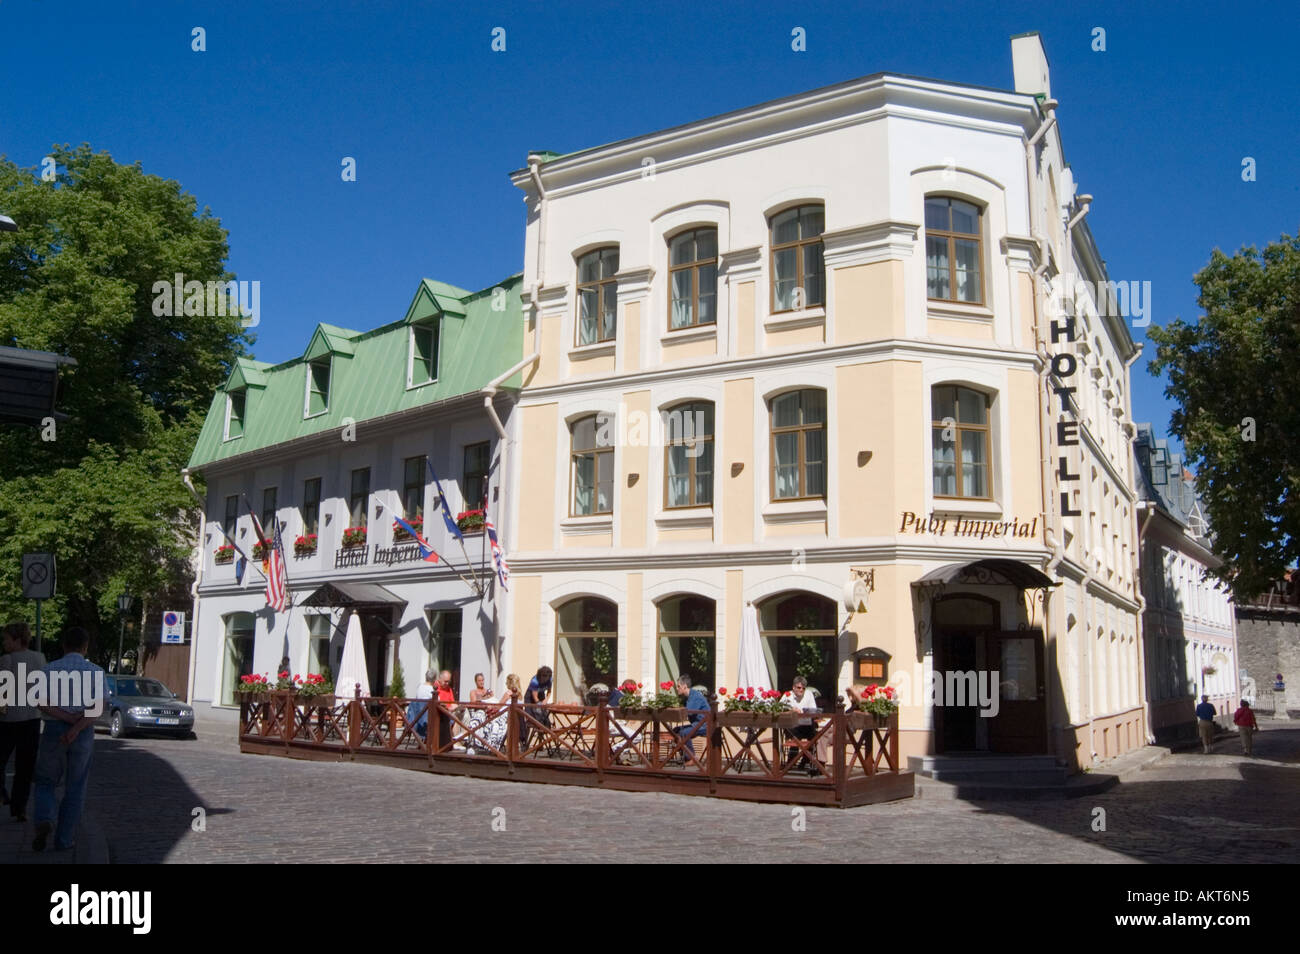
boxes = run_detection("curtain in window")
[574,454,595,515]
[932,429,957,496]
[926,236,950,299]
[773,247,797,310]
[694,440,714,505]
[578,289,598,345]
[671,269,693,329]
[666,445,690,507]
[773,432,800,498]
[804,429,826,496]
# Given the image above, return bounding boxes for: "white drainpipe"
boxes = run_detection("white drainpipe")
[180,468,206,706]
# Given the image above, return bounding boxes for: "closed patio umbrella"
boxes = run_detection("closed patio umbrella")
[335,611,370,699]
[736,602,771,692]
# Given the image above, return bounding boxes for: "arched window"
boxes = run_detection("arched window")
[555,597,618,703]
[570,414,614,516]
[770,389,826,501]
[668,228,717,329]
[663,401,713,509]
[657,596,716,692]
[221,612,255,706]
[576,247,619,345]
[925,196,983,304]
[756,592,837,706]
[932,385,991,499]
[770,204,824,312]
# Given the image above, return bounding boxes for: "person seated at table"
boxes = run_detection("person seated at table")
[469,672,490,703]
[671,674,709,761]
[782,676,821,774]
[522,666,552,745]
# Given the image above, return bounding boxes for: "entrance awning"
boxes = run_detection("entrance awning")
[913,559,1059,591]
[300,581,407,609]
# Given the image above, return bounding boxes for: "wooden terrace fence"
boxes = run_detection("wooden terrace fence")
[238,691,914,807]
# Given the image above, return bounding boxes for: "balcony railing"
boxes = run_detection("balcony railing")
[237,691,912,807]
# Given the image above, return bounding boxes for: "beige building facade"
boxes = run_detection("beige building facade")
[496,34,1145,772]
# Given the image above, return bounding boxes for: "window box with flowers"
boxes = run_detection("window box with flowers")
[294,534,318,557]
[615,681,687,720]
[251,542,268,561]
[393,514,424,542]
[341,526,367,549]
[214,544,235,565]
[456,509,485,534]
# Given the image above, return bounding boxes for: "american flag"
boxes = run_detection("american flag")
[265,517,288,611]
[485,521,509,590]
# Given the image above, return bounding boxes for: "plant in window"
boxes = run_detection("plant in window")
[393,515,424,540]
[251,542,268,561]
[214,545,234,565]
[455,509,485,533]
[293,534,318,556]
[341,526,367,548]
[591,637,614,674]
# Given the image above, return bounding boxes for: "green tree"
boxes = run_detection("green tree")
[1147,233,1300,599]
[0,144,251,660]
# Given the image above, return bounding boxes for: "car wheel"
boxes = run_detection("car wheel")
[110,711,126,739]
[187,730,197,740]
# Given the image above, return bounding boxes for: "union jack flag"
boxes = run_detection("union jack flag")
[485,521,509,590]
[265,518,289,612]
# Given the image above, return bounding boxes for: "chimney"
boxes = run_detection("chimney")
[1011,31,1052,99]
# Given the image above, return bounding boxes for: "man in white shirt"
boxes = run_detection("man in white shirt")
[783,676,822,775]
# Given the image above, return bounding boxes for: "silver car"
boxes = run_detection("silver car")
[97,676,196,738]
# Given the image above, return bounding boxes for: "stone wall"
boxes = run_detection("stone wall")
[1234,608,1300,717]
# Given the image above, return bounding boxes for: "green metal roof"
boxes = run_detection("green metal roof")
[188,273,525,470]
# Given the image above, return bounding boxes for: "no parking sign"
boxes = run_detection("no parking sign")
[162,611,185,644]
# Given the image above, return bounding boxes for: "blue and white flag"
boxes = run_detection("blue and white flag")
[426,459,463,542]
[485,521,509,590]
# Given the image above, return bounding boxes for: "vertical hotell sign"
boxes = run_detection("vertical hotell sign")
[162,611,185,644]
[1049,313,1082,517]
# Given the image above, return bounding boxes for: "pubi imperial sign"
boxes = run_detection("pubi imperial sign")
[899,511,1039,540]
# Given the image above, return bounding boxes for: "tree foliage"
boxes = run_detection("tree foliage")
[1147,233,1300,600]
[0,144,251,659]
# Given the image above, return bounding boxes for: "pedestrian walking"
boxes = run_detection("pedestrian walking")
[0,622,47,821]
[31,627,105,852]
[1233,699,1259,756]
[1194,695,1216,753]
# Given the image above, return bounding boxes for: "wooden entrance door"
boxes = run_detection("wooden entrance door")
[985,630,1047,754]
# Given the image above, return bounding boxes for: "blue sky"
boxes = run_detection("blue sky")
[4,0,1298,443]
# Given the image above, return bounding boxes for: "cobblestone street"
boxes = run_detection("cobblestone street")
[21,719,1290,864]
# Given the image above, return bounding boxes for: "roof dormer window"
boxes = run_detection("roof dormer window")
[224,389,246,440]
[306,357,331,417]
[409,320,439,387]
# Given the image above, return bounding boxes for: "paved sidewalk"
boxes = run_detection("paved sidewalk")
[0,806,110,865]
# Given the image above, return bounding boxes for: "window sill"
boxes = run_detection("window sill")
[655,508,714,529]
[926,300,993,323]
[560,514,613,535]
[764,307,826,331]
[405,378,438,392]
[931,498,1004,518]
[660,324,717,346]
[762,499,828,524]
[568,341,616,361]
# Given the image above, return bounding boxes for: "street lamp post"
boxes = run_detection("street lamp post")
[116,588,132,674]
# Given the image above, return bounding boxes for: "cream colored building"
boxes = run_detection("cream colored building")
[496,33,1144,772]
